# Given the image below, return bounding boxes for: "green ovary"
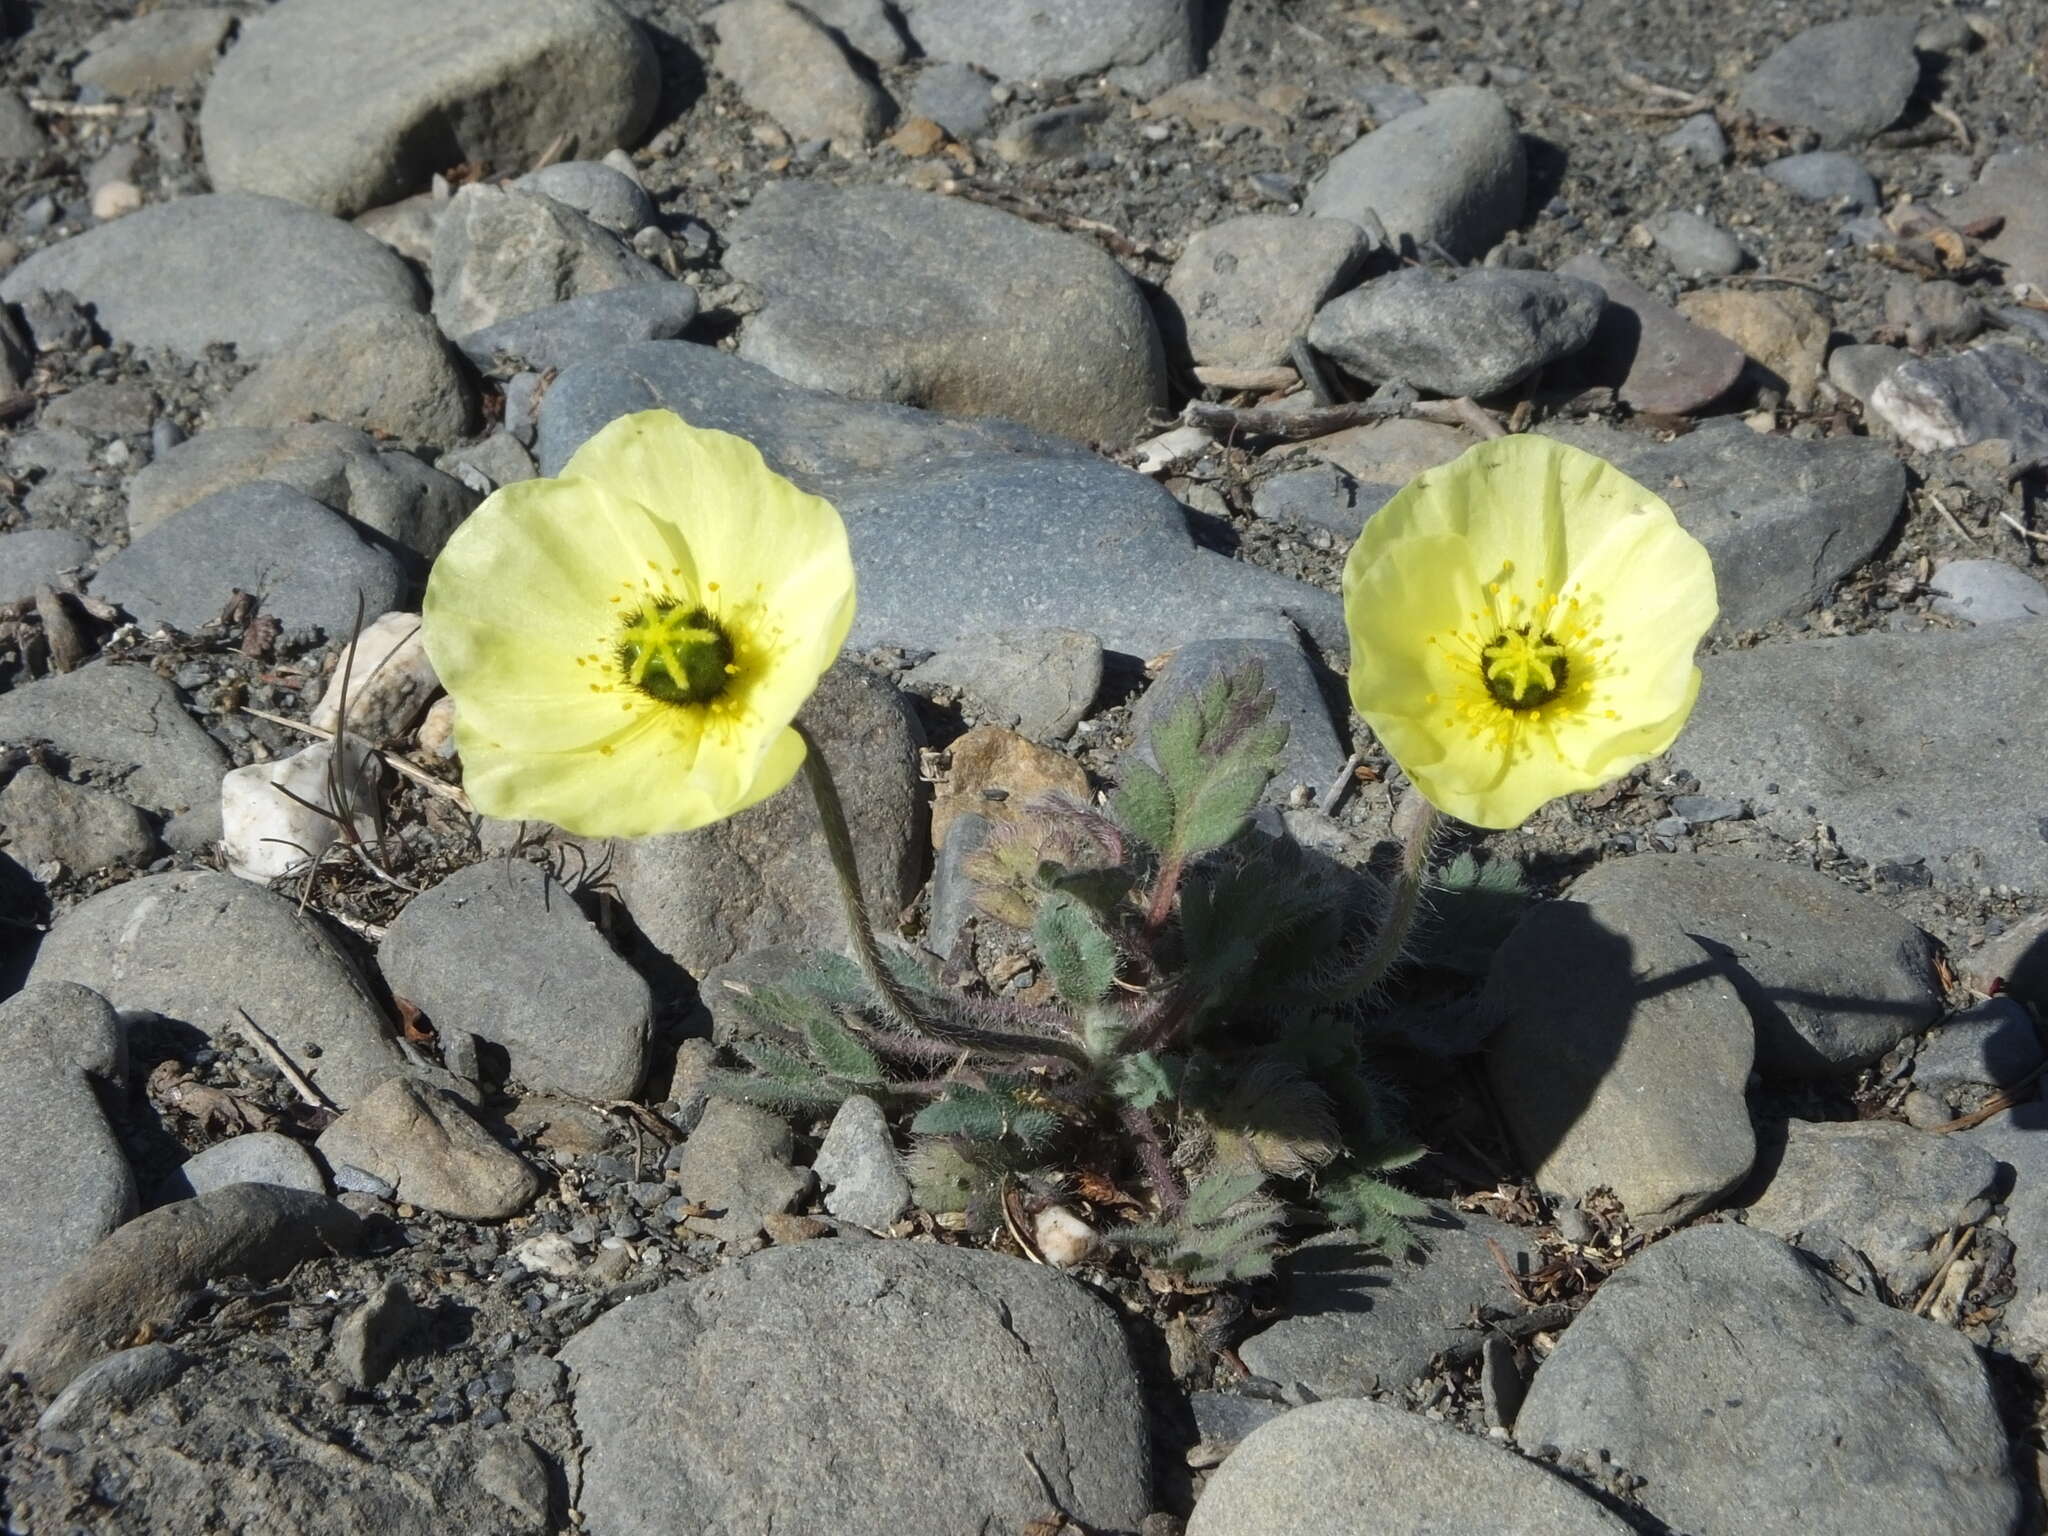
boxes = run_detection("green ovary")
[616,600,735,706]
[1480,626,1568,710]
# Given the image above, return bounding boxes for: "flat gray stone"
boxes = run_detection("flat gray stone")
[615,662,924,976]
[1737,15,1923,148]
[562,1240,1151,1533]
[1766,151,1880,210]
[1,1183,362,1395]
[1931,558,2048,626]
[0,528,91,606]
[1661,112,1729,169]
[0,665,228,850]
[378,858,652,1101]
[430,182,668,339]
[1555,254,1746,415]
[317,1076,543,1220]
[126,419,478,560]
[1309,266,1601,398]
[159,1130,327,1201]
[1938,146,2048,295]
[667,1099,811,1241]
[220,303,480,446]
[993,101,1109,164]
[1675,623,2048,889]
[1646,209,1744,277]
[1515,1224,2023,1536]
[199,0,658,217]
[35,1344,190,1433]
[727,182,1165,447]
[0,763,158,874]
[800,0,909,65]
[1305,87,1525,262]
[1885,279,1985,350]
[895,0,1199,95]
[1909,998,2044,1126]
[73,8,234,97]
[1237,1212,1543,1397]
[1567,854,1943,1078]
[1250,462,1395,541]
[513,159,654,236]
[0,89,47,161]
[332,1278,423,1390]
[1870,344,2048,463]
[1187,1399,1637,1536]
[1482,902,1755,1226]
[536,340,1344,661]
[903,628,1103,741]
[0,983,137,1352]
[908,60,994,138]
[93,480,405,638]
[810,1093,912,1231]
[1124,635,1346,806]
[709,0,894,146]
[0,193,426,360]
[453,284,700,379]
[1164,214,1370,370]
[1744,1118,1996,1294]
[1828,341,1908,404]
[28,870,406,1108]
[1540,418,1907,635]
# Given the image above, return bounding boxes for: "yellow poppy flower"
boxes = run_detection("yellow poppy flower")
[1342,434,1716,829]
[421,410,856,838]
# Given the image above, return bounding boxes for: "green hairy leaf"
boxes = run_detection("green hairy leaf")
[1034,891,1119,1005]
[1316,1163,1433,1253]
[911,1085,1061,1149]
[705,1069,846,1112]
[801,1010,885,1085]
[1110,1051,1175,1110]
[1117,1168,1285,1283]
[1131,661,1290,861]
[1110,762,1175,852]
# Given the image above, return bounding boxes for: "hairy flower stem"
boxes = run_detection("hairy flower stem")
[1139,851,1185,951]
[1313,799,1440,1005]
[799,728,1095,1072]
[1121,1101,1185,1216]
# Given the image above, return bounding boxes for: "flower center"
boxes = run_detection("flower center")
[616,600,735,706]
[1480,625,1569,710]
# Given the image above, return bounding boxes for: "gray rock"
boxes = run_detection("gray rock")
[925,810,993,955]
[908,61,994,138]
[220,303,480,446]
[1555,255,1746,415]
[811,1094,911,1230]
[1567,854,1942,1078]
[799,0,909,65]
[1482,902,1755,1225]
[126,419,479,560]
[317,1076,543,1220]
[1515,1224,2022,1536]
[1125,636,1346,806]
[1250,462,1395,541]
[1886,278,1985,349]
[1308,267,1601,398]
[905,628,1103,742]
[1938,146,2048,295]
[29,870,406,1108]
[0,89,46,161]
[35,1344,190,1433]
[0,306,28,388]
[1660,112,1729,168]
[994,100,1110,163]
[667,1099,811,1241]
[159,1130,327,1201]
[1766,151,1879,209]
[1910,999,2045,1127]
[13,290,95,354]
[1540,418,1906,636]
[728,182,1165,446]
[41,379,159,436]
[378,858,652,1101]
[0,665,228,850]
[436,430,537,495]
[73,8,234,97]
[353,190,441,267]
[332,1279,423,1389]
[513,159,654,236]
[0,194,425,361]
[709,0,894,146]
[1930,558,2048,625]
[1828,341,1908,404]
[1744,1119,1996,1294]
[537,341,1346,657]
[1305,87,1525,262]
[562,1240,1150,1533]
[0,529,92,605]
[1964,912,2048,1010]
[477,1435,555,1526]
[1164,215,1370,370]
[1237,1213,1542,1398]
[1737,15,1923,148]
[199,0,658,217]
[615,661,924,975]
[0,763,157,874]
[1187,1399,1637,1536]
[0,983,137,1352]
[452,284,699,379]
[1646,208,1744,277]
[895,0,1199,95]
[1871,344,2048,464]
[1,1183,362,1395]
[1188,1391,1286,1447]
[1962,1096,2048,1355]
[93,480,405,638]
[431,183,668,338]
[1675,623,2048,889]
[1353,81,1426,123]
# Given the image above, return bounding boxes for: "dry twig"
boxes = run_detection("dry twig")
[234,1008,336,1111]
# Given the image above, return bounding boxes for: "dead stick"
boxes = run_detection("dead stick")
[234,1008,336,1111]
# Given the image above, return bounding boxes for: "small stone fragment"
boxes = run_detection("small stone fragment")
[316,1077,544,1220]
